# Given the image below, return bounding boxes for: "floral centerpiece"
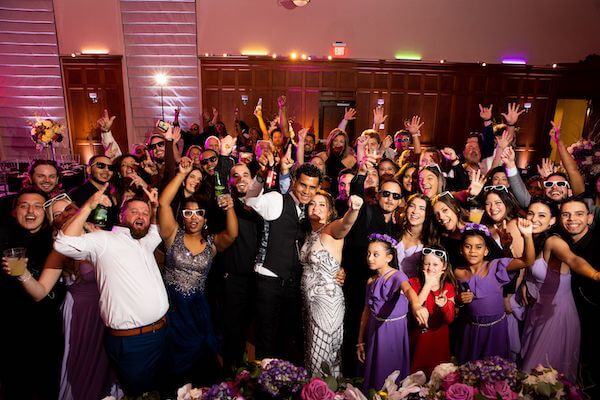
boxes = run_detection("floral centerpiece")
[30,117,64,161]
[566,120,600,183]
[163,357,584,400]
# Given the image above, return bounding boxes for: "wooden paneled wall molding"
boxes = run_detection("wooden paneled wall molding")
[200,57,600,166]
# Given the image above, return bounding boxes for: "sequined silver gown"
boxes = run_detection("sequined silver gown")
[300,230,345,376]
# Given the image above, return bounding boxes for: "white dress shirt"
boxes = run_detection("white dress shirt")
[245,191,304,277]
[54,225,169,329]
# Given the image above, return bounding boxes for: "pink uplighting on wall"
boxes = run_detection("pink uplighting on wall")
[501,58,527,65]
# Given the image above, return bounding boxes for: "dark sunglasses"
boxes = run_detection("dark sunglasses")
[381,190,402,200]
[396,137,410,143]
[422,247,447,261]
[92,162,115,171]
[148,141,165,151]
[182,209,206,218]
[200,156,218,165]
[543,180,569,188]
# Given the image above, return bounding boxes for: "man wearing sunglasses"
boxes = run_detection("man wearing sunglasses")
[68,155,118,229]
[341,157,402,376]
[1,188,64,399]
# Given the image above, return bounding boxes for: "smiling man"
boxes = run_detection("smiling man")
[244,163,321,364]
[54,189,168,397]
[1,189,64,399]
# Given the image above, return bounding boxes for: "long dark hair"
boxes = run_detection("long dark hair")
[399,193,438,245]
[480,187,521,226]
[395,162,417,196]
[528,196,559,255]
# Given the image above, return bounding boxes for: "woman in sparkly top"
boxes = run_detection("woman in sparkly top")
[158,156,238,388]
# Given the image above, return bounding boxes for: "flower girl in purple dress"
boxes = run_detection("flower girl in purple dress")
[356,233,429,392]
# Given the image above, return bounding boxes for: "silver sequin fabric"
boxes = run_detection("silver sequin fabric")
[165,229,214,296]
[300,230,345,377]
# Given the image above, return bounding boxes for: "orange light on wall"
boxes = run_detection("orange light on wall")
[81,49,109,55]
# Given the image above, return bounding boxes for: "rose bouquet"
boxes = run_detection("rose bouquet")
[566,138,600,181]
[30,118,64,150]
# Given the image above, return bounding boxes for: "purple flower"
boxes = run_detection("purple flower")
[445,383,477,400]
[441,371,460,391]
[258,359,309,397]
[204,382,238,400]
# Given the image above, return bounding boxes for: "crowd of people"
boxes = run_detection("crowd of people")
[1,97,599,399]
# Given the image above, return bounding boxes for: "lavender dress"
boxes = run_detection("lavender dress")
[456,258,514,364]
[395,241,423,279]
[363,270,410,392]
[521,257,580,381]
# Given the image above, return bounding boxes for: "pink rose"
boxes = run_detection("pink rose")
[301,378,336,400]
[446,383,477,400]
[441,371,461,391]
[480,381,517,400]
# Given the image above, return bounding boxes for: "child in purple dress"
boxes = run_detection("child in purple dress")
[356,234,429,392]
[454,221,534,364]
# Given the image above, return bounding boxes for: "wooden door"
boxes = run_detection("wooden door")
[61,56,127,163]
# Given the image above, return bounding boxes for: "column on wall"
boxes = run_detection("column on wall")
[119,0,200,147]
[0,0,68,159]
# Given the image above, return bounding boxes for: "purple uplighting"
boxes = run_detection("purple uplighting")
[501,58,527,65]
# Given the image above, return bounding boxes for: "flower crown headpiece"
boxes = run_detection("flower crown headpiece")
[368,233,399,248]
[460,223,491,237]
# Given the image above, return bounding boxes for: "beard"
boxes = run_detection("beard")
[128,222,150,239]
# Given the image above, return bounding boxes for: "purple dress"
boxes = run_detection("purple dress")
[395,241,423,279]
[456,258,514,364]
[521,257,580,381]
[363,270,410,392]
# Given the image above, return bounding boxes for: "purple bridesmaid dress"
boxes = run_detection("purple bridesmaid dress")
[363,270,410,392]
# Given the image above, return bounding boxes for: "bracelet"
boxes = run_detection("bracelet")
[506,123,516,127]
[412,131,421,137]
[356,342,365,347]
[17,270,32,283]
[483,118,492,122]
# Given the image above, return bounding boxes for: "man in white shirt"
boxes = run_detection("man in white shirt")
[54,186,168,397]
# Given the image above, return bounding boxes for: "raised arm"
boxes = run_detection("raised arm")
[372,105,388,132]
[326,195,363,239]
[97,109,122,159]
[548,236,600,282]
[338,107,356,132]
[550,121,585,195]
[295,128,307,166]
[254,106,269,140]
[278,95,289,137]
[3,251,66,301]
[214,194,238,252]
[405,116,424,155]
[158,157,191,245]
[61,184,110,236]
[506,218,535,271]
[501,146,531,208]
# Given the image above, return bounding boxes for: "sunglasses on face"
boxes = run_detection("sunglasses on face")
[182,209,206,218]
[483,185,509,193]
[422,247,447,261]
[380,190,402,200]
[148,141,165,151]
[43,193,72,209]
[92,162,115,171]
[436,191,454,199]
[423,163,442,175]
[396,137,410,143]
[543,180,570,188]
[200,156,218,165]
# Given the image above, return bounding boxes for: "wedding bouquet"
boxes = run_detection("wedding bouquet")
[567,137,600,181]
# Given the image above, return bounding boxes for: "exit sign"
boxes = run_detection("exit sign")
[332,42,347,58]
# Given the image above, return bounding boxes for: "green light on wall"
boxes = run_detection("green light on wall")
[394,52,422,61]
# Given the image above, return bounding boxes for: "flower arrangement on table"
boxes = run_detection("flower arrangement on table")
[172,357,583,400]
[566,137,600,181]
[30,117,64,151]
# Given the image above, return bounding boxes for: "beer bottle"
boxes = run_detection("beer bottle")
[91,203,109,228]
[214,172,226,198]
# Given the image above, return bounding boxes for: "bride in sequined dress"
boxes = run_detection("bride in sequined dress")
[300,190,362,376]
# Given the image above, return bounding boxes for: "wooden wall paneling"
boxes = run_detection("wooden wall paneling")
[355,91,372,136]
[304,90,321,137]
[305,71,320,88]
[388,92,406,135]
[220,89,239,134]
[238,69,252,87]
[422,94,438,143]
[287,70,303,88]
[322,71,337,89]
[436,94,453,142]
[221,69,236,87]
[357,72,372,89]
[285,89,304,130]
[339,71,357,88]
[203,68,219,86]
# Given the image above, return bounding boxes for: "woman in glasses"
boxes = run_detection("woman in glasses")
[395,193,436,278]
[408,244,455,376]
[454,220,535,364]
[3,193,115,400]
[510,198,600,381]
[157,157,238,388]
[300,191,362,377]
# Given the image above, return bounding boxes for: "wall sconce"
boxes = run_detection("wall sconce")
[241,95,249,105]
[377,99,385,106]
[88,92,98,104]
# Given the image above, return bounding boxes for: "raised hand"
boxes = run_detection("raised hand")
[497,129,514,150]
[373,105,388,126]
[142,186,159,209]
[479,104,493,121]
[549,120,561,144]
[404,116,424,136]
[500,146,516,168]
[468,169,486,197]
[358,155,377,175]
[344,107,357,121]
[254,106,263,119]
[178,157,193,175]
[537,158,557,179]
[212,107,219,119]
[441,147,458,162]
[277,95,286,108]
[497,220,513,250]
[218,194,234,211]
[97,109,116,132]
[381,134,393,150]
[434,290,449,308]
[280,146,294,175]
[129,172,148,189]
[501,103,525,126]
[296,128,308,143]
[86,183,111,211]
[348,195,364,211]
[517,217,533,238]
[203,110,211,121]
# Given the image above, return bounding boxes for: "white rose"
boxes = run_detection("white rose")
[428,363,457,390]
